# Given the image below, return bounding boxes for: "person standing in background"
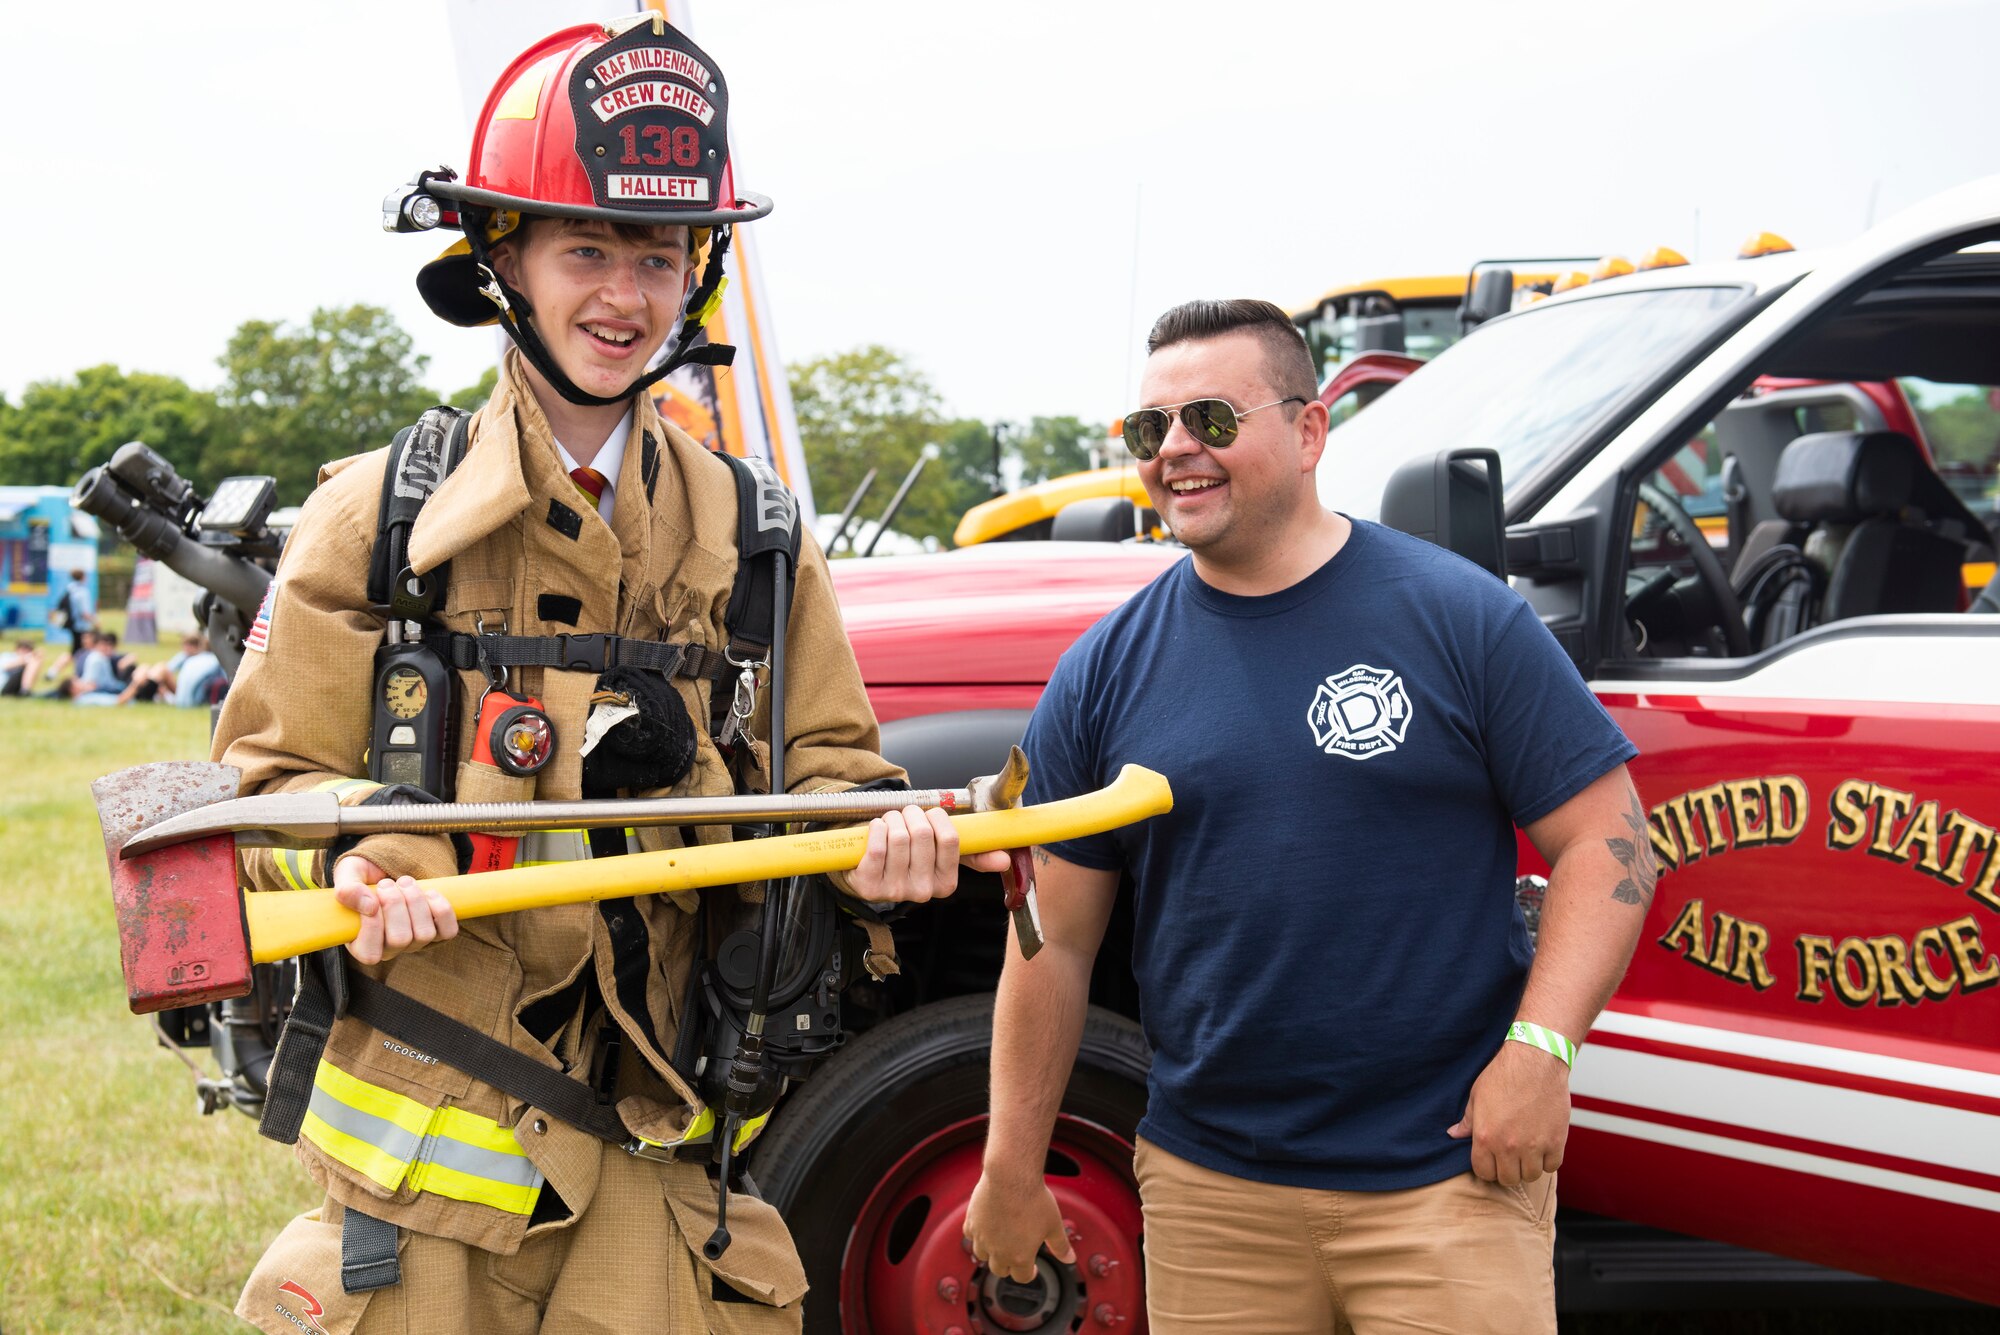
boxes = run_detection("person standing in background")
[54,569,94,652]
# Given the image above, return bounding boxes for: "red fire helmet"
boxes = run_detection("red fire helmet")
[389,13,771,403]
[430,14,770,232]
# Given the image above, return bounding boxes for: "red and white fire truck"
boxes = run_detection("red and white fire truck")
[748,177,2000,1331]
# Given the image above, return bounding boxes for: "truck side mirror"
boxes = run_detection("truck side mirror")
[1380,447,1506,580]
[1050,496,1138,543]
[1461,268,1515,330]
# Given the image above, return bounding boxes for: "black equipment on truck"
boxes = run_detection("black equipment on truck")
[72,441,293,1117]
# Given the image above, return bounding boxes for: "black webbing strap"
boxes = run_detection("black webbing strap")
[259,949,346,1145]
[588,827,667,1065]
[259,954,630,1149]
[340,1207,401,1294]
[443,632,732,682]
[341,971,631,1145]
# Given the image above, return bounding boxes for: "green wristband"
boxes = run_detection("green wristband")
[1507,1021,1577,1068]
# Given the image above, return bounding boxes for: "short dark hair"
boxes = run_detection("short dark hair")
[98,630,118,647]
[512,214,692,251]
[1146,299,1317,403]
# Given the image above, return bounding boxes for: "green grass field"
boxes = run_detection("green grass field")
[0,700,312,1333]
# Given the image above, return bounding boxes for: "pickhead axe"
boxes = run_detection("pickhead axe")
[93,758,1173,1015]
[93,761,256,1013]
[968,746,1042,959]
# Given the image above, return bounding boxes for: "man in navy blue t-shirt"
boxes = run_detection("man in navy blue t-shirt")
[964,300,1649,1333]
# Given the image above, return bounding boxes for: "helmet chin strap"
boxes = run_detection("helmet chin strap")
[463,213,738,409]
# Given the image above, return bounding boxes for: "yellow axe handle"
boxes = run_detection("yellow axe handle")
[245,764,1171,962]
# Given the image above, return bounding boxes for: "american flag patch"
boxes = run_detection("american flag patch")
[245,581,275,653]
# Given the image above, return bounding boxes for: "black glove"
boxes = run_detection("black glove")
[582,665,698,797]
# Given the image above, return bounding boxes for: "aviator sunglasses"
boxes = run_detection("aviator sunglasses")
[1120,396,1307,461]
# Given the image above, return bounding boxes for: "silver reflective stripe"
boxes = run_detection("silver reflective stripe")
[308,1083,422,1164]
[421,1133,545,1191]
[518,829,590,865]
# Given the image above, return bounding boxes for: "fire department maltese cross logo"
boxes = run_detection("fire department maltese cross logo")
[1307,664,1412,760]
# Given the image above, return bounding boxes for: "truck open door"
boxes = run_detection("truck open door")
[1487,193,2000,1305]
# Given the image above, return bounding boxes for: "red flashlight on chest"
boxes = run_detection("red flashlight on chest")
[467,688,555,872]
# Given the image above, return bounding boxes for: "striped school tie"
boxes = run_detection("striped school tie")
[569,466,608,509]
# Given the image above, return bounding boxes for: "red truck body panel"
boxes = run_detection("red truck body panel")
[834,545,1181,714]
[1568,689,2000,1302]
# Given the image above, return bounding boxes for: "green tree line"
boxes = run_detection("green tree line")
[0,310,1097,548]
[791,345,1097,547]
[0,306,491,507]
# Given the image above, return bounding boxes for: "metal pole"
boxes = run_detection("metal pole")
[827,467,877,555]
[861,454,929,558]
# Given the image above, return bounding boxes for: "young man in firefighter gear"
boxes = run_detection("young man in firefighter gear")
[217,18,993,1333]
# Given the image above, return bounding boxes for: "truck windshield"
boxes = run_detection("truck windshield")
[1318,286,1751,520]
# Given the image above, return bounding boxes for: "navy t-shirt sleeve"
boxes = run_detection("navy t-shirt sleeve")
[1022,644,1124,871]
[1479,602,1638,826]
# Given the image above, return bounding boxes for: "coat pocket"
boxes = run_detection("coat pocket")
[236,1207,394,1335]
[306,930,521,1209]
[662,1166,809,1318]
[454,756,535,806]
[299,1041,547,1220]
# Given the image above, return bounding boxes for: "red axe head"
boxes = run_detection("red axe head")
[91,762,253,1015]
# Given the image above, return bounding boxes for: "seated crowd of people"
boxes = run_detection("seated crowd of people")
[1,630,226,708]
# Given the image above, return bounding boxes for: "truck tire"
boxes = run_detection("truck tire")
[753,994,1152,1335]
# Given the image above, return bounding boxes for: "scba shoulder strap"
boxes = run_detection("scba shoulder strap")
[708,450,802,736]
[367,407,471,621]
[716,450,802,632]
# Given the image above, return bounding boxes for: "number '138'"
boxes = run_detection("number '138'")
[618,125,700,167]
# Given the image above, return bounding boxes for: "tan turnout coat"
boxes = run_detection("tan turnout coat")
[214,355,897,1310]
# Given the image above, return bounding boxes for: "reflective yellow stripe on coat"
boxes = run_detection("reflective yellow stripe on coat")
[301,1060,543,1215]
[630,1104,772,1156]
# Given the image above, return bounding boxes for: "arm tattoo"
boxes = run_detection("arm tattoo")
[1032,846,1052,867]
[1606,791,1660,908]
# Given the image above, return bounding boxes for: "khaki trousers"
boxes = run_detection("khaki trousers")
[1134,1136,1556,1335]
[237,1148,801,1335]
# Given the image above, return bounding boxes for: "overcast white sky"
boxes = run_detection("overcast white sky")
[1,0,1994,426]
